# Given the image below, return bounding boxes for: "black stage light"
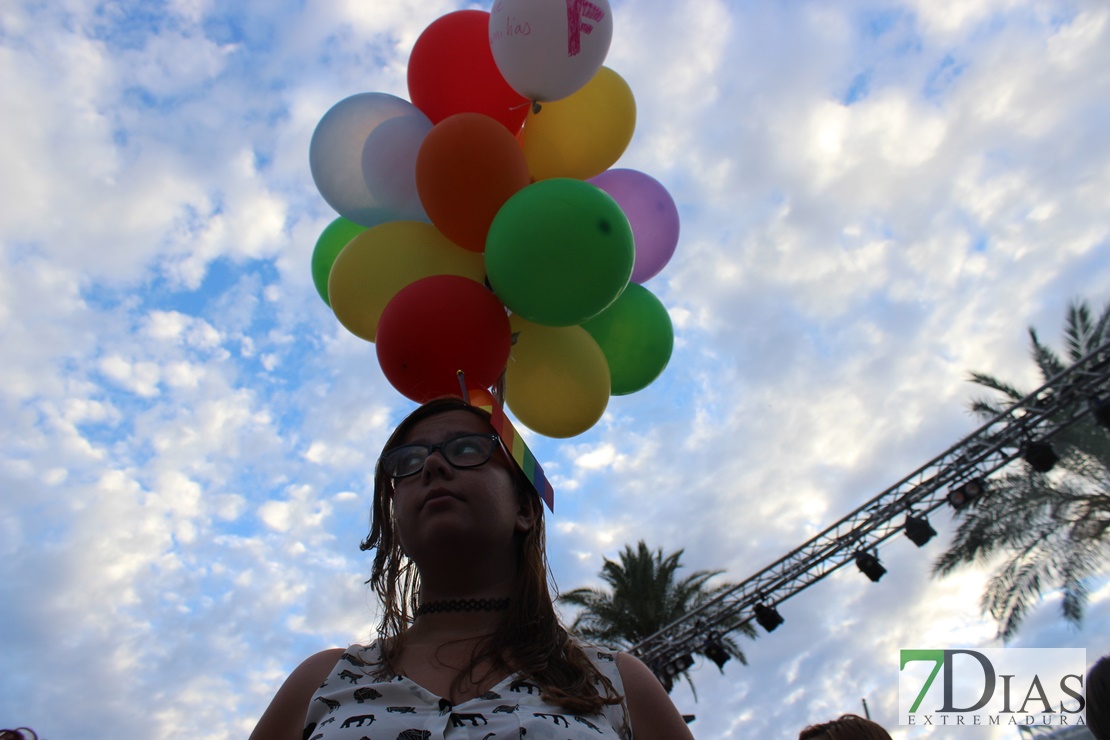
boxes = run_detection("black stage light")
[667,653,694,676]
[1022,440,1058,473]
[754,603,784,632]
[703,640,731,671]
[855,550,886,582]
[947,478,985,510]
[904,514,937,547]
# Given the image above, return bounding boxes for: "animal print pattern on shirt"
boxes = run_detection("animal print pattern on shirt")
[303,641,631,739]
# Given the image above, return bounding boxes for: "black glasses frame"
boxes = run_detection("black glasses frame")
[381,433,502,479]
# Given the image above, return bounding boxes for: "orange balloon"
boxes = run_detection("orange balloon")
[467,387,496,406]
[416,112,531,252]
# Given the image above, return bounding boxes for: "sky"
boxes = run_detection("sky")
[1,0,1109,738]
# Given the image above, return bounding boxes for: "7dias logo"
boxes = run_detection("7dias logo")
[899,648,1087,728]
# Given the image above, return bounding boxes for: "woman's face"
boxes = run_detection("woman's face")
[389,409,534,563]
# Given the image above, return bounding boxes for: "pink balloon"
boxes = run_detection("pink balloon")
[588,169,680,283]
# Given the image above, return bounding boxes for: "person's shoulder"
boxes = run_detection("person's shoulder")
[247,647,351,740]
[299,647,348,675]
[613,652,653,684]
[284,647,349,693]
[615,653,695,740]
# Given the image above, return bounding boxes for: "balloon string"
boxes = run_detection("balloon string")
[457,370,469,400]
[531,100,542,115]
[458,367,505,403]
[493,331,517,405]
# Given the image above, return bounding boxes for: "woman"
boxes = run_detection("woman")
[250,395,693,739]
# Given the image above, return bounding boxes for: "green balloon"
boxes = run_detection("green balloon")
[582,283,674,395]
[311,217,367,306]
[486,178,634,326]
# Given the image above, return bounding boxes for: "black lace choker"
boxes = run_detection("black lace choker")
[415,598,511,617]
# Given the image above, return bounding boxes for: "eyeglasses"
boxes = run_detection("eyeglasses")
[381,433,501,479]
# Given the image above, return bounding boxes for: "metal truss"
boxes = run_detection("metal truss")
[631,340,1110,674]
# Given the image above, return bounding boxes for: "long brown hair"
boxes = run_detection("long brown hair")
[360,396,622,714]
[798,714,893,740]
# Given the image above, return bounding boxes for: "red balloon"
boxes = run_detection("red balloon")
[416,113,531,252]
[376,275,511,402]
[407,10,529,134]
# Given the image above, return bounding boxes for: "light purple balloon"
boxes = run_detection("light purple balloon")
[362,112,433,221]
[589,169,680,283]
[309,93,432,227]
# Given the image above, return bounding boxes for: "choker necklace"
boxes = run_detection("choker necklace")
[415,597,511,617]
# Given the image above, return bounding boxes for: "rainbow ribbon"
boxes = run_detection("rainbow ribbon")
[460,373,554,512]
[480,398,555,513]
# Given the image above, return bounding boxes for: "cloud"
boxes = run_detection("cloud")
[2,1,1109,739]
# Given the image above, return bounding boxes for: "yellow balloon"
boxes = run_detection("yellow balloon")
[520,67,637,182]
[328,221,486,341]
[505,315,610,438]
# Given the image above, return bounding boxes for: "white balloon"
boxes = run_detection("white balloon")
[489,0,613,103]
[309,93,432,227]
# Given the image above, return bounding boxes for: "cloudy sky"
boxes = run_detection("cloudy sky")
[2,0,1109,738]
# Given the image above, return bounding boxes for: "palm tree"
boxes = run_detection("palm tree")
[933,298,1110,641]
[559,540,755,695]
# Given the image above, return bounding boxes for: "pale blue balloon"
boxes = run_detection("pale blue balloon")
[309,93,432,227]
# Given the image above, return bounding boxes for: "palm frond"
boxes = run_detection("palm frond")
[1063,301,1095,362]
[1028,328,1067,384]
[966,372,1027,403]
[559,539,754,696]
[937,298,1110,639]
[1091,299,1110,347]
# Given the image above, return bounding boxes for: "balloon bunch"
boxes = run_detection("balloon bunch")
[308,0,681,438]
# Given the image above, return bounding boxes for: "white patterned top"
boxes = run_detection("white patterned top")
[303,640,632,740]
